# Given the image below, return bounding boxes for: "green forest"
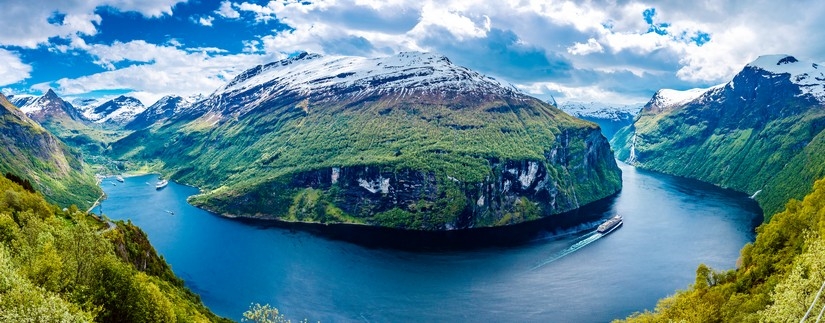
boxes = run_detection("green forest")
[0,173,228,322]
[619,177,825,322]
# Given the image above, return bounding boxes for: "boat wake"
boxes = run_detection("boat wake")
[530,231,604,271]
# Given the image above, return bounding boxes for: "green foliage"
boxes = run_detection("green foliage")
[242,303,308,323]
[0,100,101,209]
[0,175,228,322]
[618,177,825,322]
[115,94,621,228]
[613,100,825,220]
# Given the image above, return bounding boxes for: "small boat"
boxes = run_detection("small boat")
[115,175,125,182]
[165,210,174,215]
[156,179,168,190]
[597,215,623,234]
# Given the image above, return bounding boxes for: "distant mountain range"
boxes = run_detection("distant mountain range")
[111,51,622,230]
[613,54,825,218]
[558,101,642,139]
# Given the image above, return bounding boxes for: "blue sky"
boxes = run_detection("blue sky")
[1,0,824,105]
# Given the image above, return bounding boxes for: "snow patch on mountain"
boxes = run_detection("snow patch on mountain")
[747,54,825,102]
[80,96,146,125]
[216,51,516,102]
[559,101,643,121]
[7,94,37,110]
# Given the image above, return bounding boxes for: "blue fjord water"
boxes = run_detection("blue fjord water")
[98,162,761,322]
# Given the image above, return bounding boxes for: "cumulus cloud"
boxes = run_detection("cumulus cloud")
[47,40,276,102]
[198,16,215,27]
[0,49,32,86]
[216,1,241,19]
[568,38,604,56]
[0,0,183,48]
[12,0,825,104]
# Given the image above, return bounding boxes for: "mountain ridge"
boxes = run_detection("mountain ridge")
[114,51,622,230]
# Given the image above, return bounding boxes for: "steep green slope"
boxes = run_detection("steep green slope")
[113,52,622,230]
[0,175,228,322]
[0,94,100,208]
[619,177,825,322]
[613,56,825,219]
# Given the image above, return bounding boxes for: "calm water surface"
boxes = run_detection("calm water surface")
[99,162,761,322]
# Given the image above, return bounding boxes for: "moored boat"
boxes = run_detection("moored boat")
[597,215,623,234]
[116,175,125,182]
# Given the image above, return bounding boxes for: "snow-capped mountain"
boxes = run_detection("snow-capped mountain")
[83,95,146,125]
[558,101,643,139]
[126,94,201,129]
[613,54,825,216]
[559,101,643,121]
[7,89,87,123]
[7,94,38,109]
[195,51,519,117]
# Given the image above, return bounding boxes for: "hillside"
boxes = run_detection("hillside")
[619,176,825,322]
[0,94,100,208]
[113,52,622,230]
[613,55,825,219]
[0,174,228,322]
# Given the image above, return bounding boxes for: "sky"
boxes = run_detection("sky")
[1,0,824,106]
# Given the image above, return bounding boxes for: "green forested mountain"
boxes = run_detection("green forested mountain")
[0,173,228,322]
[0,93,101,208]
[620,177,825,322]
[613,55,825,219]
[113,52,622,230]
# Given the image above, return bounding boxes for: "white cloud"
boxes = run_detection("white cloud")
[0,0,182,48]
[567,38,604,56]
[49,40,275,102]
[0,49,32,86]
[198,16,215,27]
[216,1,241,19]
[517,81,648,105]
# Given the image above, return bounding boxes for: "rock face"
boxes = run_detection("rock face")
[613,54,825,218]
[115,52,622,230]
[126,95,200,130]
[0,94,100,207]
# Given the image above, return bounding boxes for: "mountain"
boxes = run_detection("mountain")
[7,93,37,108]
[114,51,622,230]
[126,94,201,130]
[558,101,642,139]
[612,54,825,218]
[84,95,146,126]
[0,93,100,207]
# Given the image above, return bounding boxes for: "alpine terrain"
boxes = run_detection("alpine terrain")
[613,54,825,218]
[0,93,100,207]
[113,52,622,230]
[558,101,642,139]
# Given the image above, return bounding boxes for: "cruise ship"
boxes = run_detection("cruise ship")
[597,215,623,234]
[156,179,168,190]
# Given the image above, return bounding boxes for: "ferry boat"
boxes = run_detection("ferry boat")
[115,175,125,182]
[156,179,168,190]
[597,215,623,234]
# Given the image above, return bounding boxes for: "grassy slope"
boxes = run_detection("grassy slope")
[613,102,825,220]
[0,175,228,322]
[0,95,101,209]
[114,92,621,227]
[618,177,825,322]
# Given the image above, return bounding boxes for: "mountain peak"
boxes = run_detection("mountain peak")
[44,89,59,99]
[744,54,825,102]
[215,52,513,110]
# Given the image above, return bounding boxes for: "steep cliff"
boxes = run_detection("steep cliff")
[613,55,825,218]
[0,93,101,208]
[115,52,622,230]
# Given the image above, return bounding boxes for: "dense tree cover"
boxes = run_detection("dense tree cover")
[0,175,228,322]
[619,177,825,322]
